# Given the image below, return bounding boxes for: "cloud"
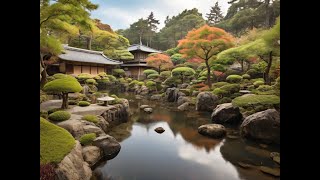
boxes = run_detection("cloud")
[90,0,230,30]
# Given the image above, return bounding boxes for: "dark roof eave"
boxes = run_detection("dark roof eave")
[60,58,122,65]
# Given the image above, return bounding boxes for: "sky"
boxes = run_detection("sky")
[90,0,231,31]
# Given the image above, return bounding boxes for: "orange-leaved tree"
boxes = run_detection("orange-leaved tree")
[178,25,234,87]
[146,53,173,73]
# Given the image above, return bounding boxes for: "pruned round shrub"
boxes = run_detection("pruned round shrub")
[48,111,71,121]
[147,74,160,79]
[143,69,158,76]
[137,82,145,86]
[109,94,123,105]
[230,92,242,99]
[160,71,171,79]
[86,78,97,85]
[220,84,240,94]
[246,69,260,78]
[247,85,255,91]
[48,108,62,114]
[79,133,96,146]
[257,85,273,92]
[198,76,207,80]
[253,80,265,87]
[98,72,107,77]
[118,78,127,83]
[163,76,181,86]
[212,88,228,97]
[78,101,91,107]
[40,117,75,164]
[112,69,125,77]
[172,67,196,77]
[53,73,67,79]
[107,75,117,82]
[129,80,139,87]
[226,75,243,83]
[47,76,55,82]
[82,115,98,123]
[93,75,101,80]
[242,74,251,79]
[211,82,230,89]
[146,80,156,88]
[43,77,82,94]
[77,73,92,80]
[218,97,232,104]
[127,78,132,82]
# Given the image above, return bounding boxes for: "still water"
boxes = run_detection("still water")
[93,93,280,180]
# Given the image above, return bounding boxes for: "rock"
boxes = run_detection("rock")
[259,144,268,148]
[237,162,253,169]
[178,102,189,111]
[150,94,162,100]
[135,95,142,100]
[165,88,180,102]
[154,127,165,133]
[82,146,102,167]
[83,125,104,136]
[177,96,191,106]
[270,152,280,158]
[93,135,121,160]
[179,89,190,96]
[55,141,92,180]
[144,108,153,113]
[240,109,280,144]
[195,92,218,112]
[198,124,226,138]
[82,85,90,96]
[140,105,149,109]
[211,103,242,124]
[239,90,252,94]
[192,91,199,97]
[96,116,110,132]
[180,83,189,89]
[67,104,110,116]
[120,99,129,109]
[140,85,149,95]
[270,152,280,164]
[259,166,280,177]
[227,135,239,139]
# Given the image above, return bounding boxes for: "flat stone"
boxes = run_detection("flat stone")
[154,127,165,133]
[259,144,268,148]
[227,135,240,139]
[144,108,153,113]
[135,95,143,100]
[67,104,111,116]
[260,166,280,177]
[40,100,62,111]
[140,105,149,109]
[198,124,226,138]
[239,90,252,94]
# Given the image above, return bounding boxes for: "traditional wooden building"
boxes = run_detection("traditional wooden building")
[48,45,122,75]
[121,44,161,80]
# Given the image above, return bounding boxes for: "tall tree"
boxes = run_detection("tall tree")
[146,12,160,47]
[178,25,234,87]
[206,1,224,25]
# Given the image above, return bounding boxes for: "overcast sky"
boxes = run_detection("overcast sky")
[90,0,231,30]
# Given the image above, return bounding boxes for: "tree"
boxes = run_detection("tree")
[171,67,196,84]
[171,54,186,65]
[146,53,174,73]
[206,1,224,25]
[147,12,160,47]
[143,69,159,79]
[43,76,82,109]
[178,25,234,87]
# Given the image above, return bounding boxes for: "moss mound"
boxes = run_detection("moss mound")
[232,94,280,108]
[80,133,96,146]
[78,101,91,107]
[48,111,71,121]
[82,115,98,123]
[40,117,75,164]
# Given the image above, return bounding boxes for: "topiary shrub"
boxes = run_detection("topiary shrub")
[212,88,228,97]
[86,78,97,85]
[112,69,125,77]
[53,73,67,79]
[226,75,243,83]
[137,82,145,86]
[220,84,240,95]
[93,75,101,80]
[118,78,127,83]
[146,80,156,89]
[229,92,242,99]
[129,80,139,88]
[109,94,123,105]
[47,76,55,82]
[98,72,107,77]
[242,74,251,79]
[159,71,171,80]
[77,73,92,80]
[47,108,62,114]
[253,80,265,88]
[107,75,117,82]
[147,74,160,79]
[247,85,255,91]
[79,133,96,146]
[82,115,98,123]
[48,111,71,121]
[257,85,273,92]
[127,78,132,82]
[211,82,230,89]
[40,117,75,164]
[143,69,158,78]
[78,101,90,107]
[43,76,82,109]
[198,76,207,81]
[163,76,181,86]
[246,69,261,78]
[218,97,232,104]
[172,67,196,84]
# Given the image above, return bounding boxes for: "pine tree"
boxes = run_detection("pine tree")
[146,12,160,46]
[206,1,224,25]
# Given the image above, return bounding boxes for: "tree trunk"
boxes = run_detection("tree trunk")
[40,53,47,88]
[205,60,212,87]
[240,60,244,72]
[247,62,251,72]
[180,72,184,84]
[264,51,273,85]
[61,93,69,109]
[158,65,161,74]
[87,35,92,50]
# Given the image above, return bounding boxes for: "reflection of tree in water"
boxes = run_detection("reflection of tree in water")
[108,120,134,142]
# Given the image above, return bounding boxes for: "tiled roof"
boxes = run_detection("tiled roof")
[128,44,162,53]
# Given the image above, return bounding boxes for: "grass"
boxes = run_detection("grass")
[40,117,75,164]
[82,115,99,123]
[232,94,280,107]
[80,133,96,146]
[48,111,71,121]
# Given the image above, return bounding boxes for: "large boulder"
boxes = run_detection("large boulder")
[96,116,110,133]
[195,92,218,111]
[92,135,121,160]
[55,141,92,180]
[165,88,180,102]
[240,109,280,144]
[178,102,189,111]
[198,124,226,138]
[82,146,102,167]
[177,96,191,106]
[211,103,242,124]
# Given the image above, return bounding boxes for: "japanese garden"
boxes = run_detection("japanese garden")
[40,0,280,179]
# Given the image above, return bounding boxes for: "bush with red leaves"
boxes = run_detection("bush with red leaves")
[193,82,206,88]
[40,163,55,180]
[199,85,210,92]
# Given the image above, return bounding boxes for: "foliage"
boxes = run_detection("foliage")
[48,111,71,122]
[199,85,210,92]
[110,94,123,104]
[143,69,158,76]
[146,53,173,72]
[171,53,186,65]
[112,69,125,77]
[147,74,160,79]
[40,111,48,119]
[40,117,75,164]
[107,75,117,82]
[48,108,62,114]
[159,71,171,80]
[82,115,98,123]
[253,80,265,87]
[232,94,280,108]
[77,73,93,80]
[78,101,91,107]
[220,84,240,95]
[129,80,139,88]
[165,47,180,56]
[172,67,196,77]
[137,82,145,86]
[98,72,107,77]
[256,85,273,92]
[40,90,49,103]
[226,75,243,83]
[40,163,55,180]
[212,88,228,97]
[127,78,133,82]
[86,78,97,85]
[242,74,251,79]
[163,76,181,86]
[206,1,224,25]
[146,81,157,90]
[218,97,232,104]
[53,73,67,79]
[80,133,96,146]
[212,82,230,89]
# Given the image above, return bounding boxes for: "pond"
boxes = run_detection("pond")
[92,92,280,180]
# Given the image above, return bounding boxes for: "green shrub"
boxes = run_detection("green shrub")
[242,74,251,79]
[226,75,243,83]
[211,82,230,89]
[163,76,181,86]
[211,63,226,72]
[79,133,96,146]
[98,72,107,77]
[230,92,242,99]
[220,84,240,94]
[93,75,101,80]
[112,69,125,77]
[86,78,97,85]
[118,78,127,83]
[107,75,117,82]
[40,117,75,164]
[110,94,122,104]
[146,80,156,88]
[48,111,71,121]
[257,85,273,92]
[48,108,62,114]
[129,80,139,87]
[143,69,158,76]
[198,76,207,80]
[160,71,171,79]
[82,115,98,123]
[77,73,92,80]
[127,78,132,82]
[43,76,82,100]
[147,74,160,79]
[78,101,91,107]
[40,91,49,103]
[53,73,67,79]
[137,82,145,86]
[68,100,78,105]
[218,97,232,104]
[232,94,280,108]
[247,85,255,91]
[47,76,55,82]
[40,111,48,119]
[246,69,261,78]
[171,67,196,77]
[212,88,228,97]
[273,77,280,96]
[253,80,265,87]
